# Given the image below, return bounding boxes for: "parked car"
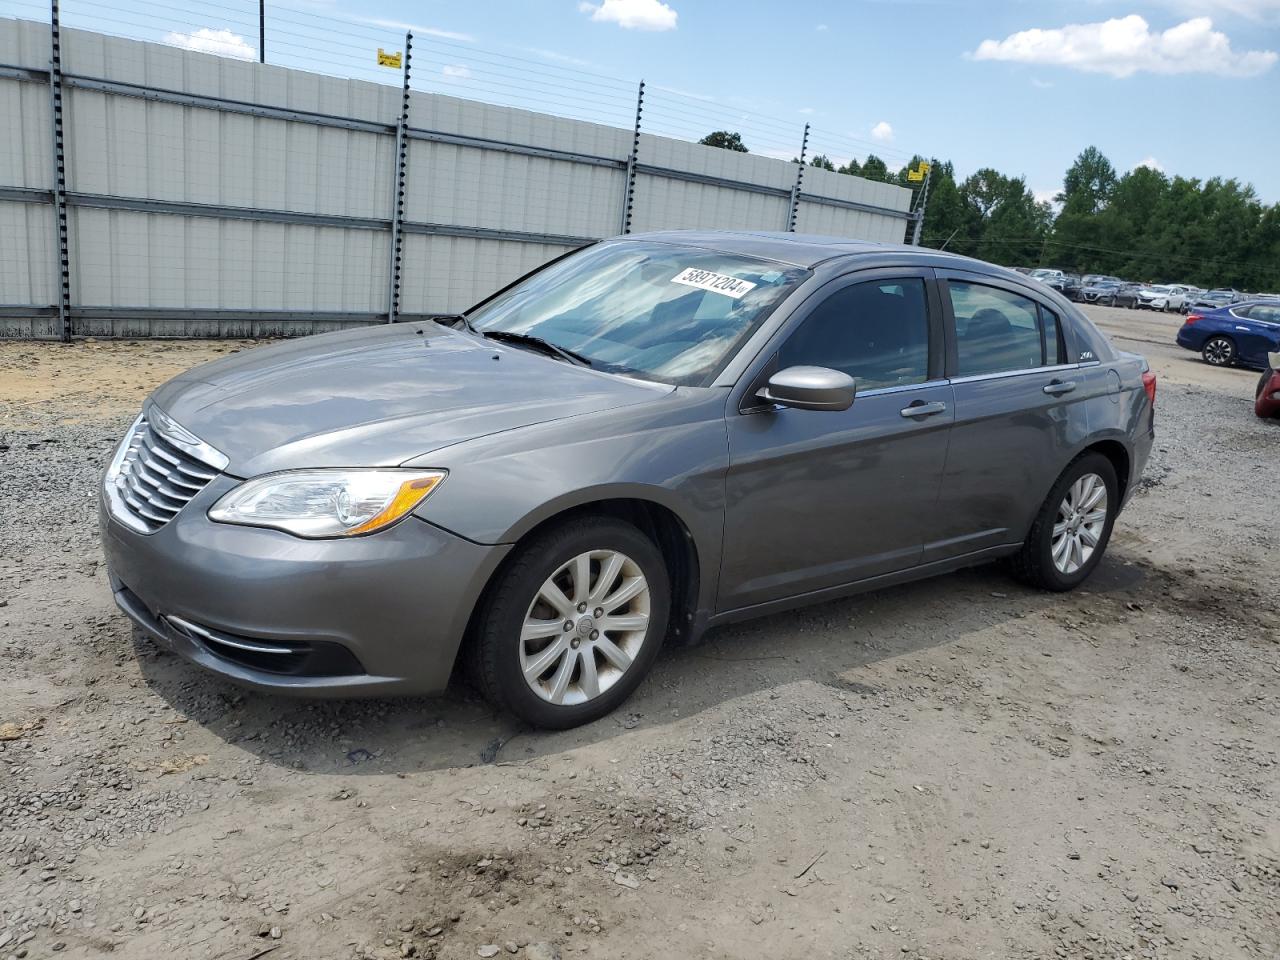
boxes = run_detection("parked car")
[1030,268,1066,285]
[1080,280,1123,305]
[1188,289,1241,310]
[1135,285,1186,312]
[1112,282,1144,308]
[1257,352,1280,419]
[1178,288,1204,313]
[1176,300,1280,368]
[100,232,1155,728]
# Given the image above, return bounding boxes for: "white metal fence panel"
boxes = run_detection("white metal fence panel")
[0,18,917,339]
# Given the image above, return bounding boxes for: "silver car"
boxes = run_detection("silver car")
[101,232,1156,728]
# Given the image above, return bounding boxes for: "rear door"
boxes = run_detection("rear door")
[926,271,1099,562]
[719,268,952,611]
[1233,304,1280,366]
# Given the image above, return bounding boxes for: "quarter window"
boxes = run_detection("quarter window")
[949,281,1056,376]
[778,279,931,391]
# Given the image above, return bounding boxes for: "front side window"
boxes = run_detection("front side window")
[778,279,931,391]
[469,241,808,386]
[949,281,1052,376]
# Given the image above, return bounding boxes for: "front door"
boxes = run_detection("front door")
[719,271,953,612]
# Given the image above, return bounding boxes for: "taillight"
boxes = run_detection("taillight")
[1184,314,1202,324]
[1141,371,1157,407]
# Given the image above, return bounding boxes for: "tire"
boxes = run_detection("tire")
[1258,370,1271,399]
[1201,335,1236,367]
[468,516,670,729]
[1009,452,1119,592]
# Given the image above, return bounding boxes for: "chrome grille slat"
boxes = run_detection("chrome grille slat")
[109,414,223,533]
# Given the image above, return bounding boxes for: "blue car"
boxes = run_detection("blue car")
[1176,300,1280,368]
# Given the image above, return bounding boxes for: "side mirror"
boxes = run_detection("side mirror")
[757,365,856,411]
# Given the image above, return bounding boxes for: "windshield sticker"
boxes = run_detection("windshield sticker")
[671,268,757,299]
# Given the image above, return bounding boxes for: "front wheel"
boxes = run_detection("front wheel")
[1202,335,1236,366]
[468,516,670,729]
[1009,453,1118,591]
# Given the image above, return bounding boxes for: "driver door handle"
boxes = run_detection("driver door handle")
[900,400,947,418]
[1043,379,1077,396]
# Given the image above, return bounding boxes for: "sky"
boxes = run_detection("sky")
[30,0,1280,204]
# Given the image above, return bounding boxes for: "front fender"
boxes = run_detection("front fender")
[407,388,730,619]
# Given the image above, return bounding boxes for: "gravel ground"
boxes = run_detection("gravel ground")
[1,307,1277,960]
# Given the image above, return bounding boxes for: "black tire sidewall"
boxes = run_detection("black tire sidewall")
[478,518,670,729]
[1031,454,1119,591]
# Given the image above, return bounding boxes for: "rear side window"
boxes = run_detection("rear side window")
[1247,304,1280,324]
[948,281,1055,376]
[779,278,930,391]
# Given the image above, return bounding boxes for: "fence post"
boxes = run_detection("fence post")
[618,79,644,235]
[786,123,809,232]
[910,164,932,246]
[49,0,72,341]
[385,32,412,323]
[258,0,265,63]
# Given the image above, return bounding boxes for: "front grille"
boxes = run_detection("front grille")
[110,416,219,532]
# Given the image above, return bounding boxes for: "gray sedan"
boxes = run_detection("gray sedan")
[101,232,1156,728]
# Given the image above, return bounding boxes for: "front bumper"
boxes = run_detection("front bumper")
[100,475,509,697]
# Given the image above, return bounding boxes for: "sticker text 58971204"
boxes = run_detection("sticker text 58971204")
[671,268,758,300]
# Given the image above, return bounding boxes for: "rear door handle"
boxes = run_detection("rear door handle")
[1043,380,1077,396]
[900,400,947,418]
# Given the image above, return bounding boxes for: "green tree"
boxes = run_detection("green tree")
[808,154,835,171]
[859,154,890,182]
[699,130,748,152]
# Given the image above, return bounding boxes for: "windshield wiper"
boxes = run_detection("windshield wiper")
[481,330,593,367]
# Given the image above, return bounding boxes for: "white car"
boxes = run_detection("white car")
[1135,284,1186,312]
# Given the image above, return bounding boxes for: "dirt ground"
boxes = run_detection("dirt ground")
[1,306,1277,960]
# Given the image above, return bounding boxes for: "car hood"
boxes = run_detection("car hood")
[149,323,671,476]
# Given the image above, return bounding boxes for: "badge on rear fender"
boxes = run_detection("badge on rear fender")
[671,268,757,299]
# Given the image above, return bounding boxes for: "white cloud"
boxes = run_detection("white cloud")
[1134,156,1165,172]
[816,23,829,31]
[1031,77,1054,88]
[578,0,678,31]
[799,106,815,115]
[163,28,255,60]
[1033,188,1059,206]
[870,120,894,143]
[972,15,1276,78]
[441,64,472,80]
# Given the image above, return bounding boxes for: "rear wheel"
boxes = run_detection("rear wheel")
[469,516,670,729]
[1010,453,1118,591]
[1202,335,1236,367]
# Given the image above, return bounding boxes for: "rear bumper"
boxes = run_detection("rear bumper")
[100,475,509,697]
[1174,327,1201,351]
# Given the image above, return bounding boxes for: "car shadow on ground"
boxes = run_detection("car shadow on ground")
[129,552,1150,777]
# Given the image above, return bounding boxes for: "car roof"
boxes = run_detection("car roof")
[622,229,995,271]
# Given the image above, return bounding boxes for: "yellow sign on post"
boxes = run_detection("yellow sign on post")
[906,161,931,183]
[377,48,403,69]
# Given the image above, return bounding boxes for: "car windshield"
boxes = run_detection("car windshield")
[467,241,809,386]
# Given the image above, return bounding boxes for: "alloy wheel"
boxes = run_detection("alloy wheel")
[1203,338,1233,366]
[519,550,651,706]
[1051,473,1108,575]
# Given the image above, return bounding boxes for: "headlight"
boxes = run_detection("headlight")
[208,469,446,538]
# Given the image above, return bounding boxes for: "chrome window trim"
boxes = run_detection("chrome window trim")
[947,362,1085,387]
[855,378,950,398]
